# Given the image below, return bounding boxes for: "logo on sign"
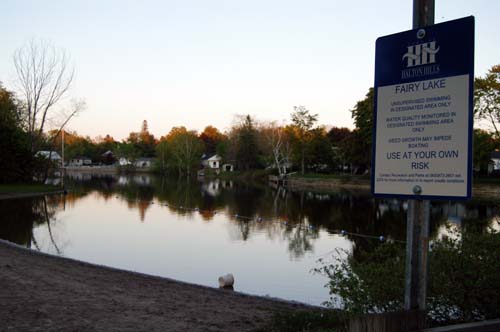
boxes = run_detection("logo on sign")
[402,41,440,67]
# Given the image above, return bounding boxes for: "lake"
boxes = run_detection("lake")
[1,172,499,306]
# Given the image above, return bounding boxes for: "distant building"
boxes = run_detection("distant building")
[35,151,62,161]
[134,157,153,168]
[489,151,500,174]
[201,154,222,169]
[221,163,234,172]
[69,156,92,166]
[101,150,115,165]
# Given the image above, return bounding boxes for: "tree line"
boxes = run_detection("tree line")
[1,41,499,182]
[35,110,364,177]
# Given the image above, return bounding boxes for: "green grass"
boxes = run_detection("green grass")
[257,310,348,332]
[290,173,370,181]
[0,183,61,194]
[473,176,500,184]
[204,169,272,180]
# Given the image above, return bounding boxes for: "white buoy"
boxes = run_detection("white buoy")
[218,273,234,288]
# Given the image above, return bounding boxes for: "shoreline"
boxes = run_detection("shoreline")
[0,190,66,200]
[0,239,314,332]
[286,176,500,199]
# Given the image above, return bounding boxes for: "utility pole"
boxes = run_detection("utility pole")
[404,0,434,311]
[61,129,65,188]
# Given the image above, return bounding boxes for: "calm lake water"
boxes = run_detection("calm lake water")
[1,173,499,306]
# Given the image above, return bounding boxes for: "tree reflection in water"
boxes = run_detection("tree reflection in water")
[2,172,500,261]
[0,195,66,253]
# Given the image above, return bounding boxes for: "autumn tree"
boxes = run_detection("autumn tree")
[138,120,156,157]
[126,120,156,157]
[199,125,226,155]
[289,106,318,175]
[475,64,500,138]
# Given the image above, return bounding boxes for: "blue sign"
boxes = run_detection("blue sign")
[372,16,474,200]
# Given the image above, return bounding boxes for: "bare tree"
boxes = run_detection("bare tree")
[261,121,292,178]
[13,39,76,153]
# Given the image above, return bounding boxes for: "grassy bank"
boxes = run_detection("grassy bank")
[290,173,370,181]
[203,169,272,181]
[0,183,61,194]
[259,310,348,332]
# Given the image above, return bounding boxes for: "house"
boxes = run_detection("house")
[201,154,222,169]
[134,157,153,168]
[35,151,62,161]
[489,151,500,174]
[69,156,92,166]
[118,157,132,166]
[101,150,115,165]
[221,163,234,172]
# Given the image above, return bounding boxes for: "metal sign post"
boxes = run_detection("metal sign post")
[404,0,433,312]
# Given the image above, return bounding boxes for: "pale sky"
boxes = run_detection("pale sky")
[1,0,499,140]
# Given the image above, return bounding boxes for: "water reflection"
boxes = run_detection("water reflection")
[0,195,65,252]
[2,173,500,259]
[1,172,499,305]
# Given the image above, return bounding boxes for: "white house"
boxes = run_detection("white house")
[134,157,153,168]
[69,156,92,166]
[118,157,132,166]
[35,151,62,161]
[221,163,234,172]
[489,151,500,174]
[201,154,222,169]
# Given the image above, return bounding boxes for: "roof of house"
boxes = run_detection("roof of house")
[491,151,500,159]
[101,150,113,156]
[202,154,221,161]
[35,151,61,159]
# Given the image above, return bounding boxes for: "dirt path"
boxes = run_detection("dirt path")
[0,240,311,332]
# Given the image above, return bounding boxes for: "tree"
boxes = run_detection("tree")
[126,120,156,157]
[350,88,374,170]
[114,142,140,167]
[0,83,34,182]
[290,106,318,175]
[165,127,204,175]
[260,122,292,177]
[138,120,156,157]
[306,127,334,172]
[340,129,370,174]
[234,115,260,170]
[315,231,500,325]
[327,127,352,147]
[473,129,497,175]
[13,40,78,153]
[475,64,500,138]
[328,127,353,172]
[155,140,170,173]
[199,125,226,155]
